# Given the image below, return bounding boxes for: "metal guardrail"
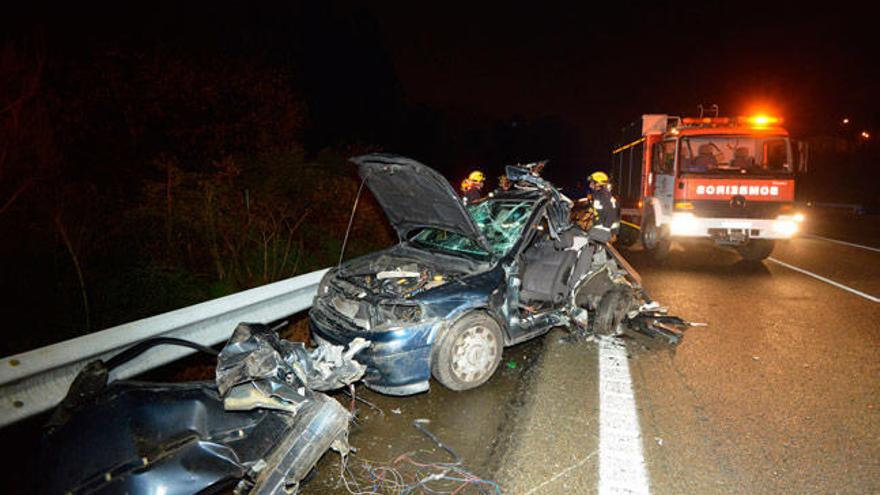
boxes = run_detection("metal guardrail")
[0,268,328,428]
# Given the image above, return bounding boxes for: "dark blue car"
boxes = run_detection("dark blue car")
[310,154,648,395]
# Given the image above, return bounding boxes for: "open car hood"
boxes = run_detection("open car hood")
[354,154,491,252]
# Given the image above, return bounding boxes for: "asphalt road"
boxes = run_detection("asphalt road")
[628,239,878,494]
[496,213,880,494]
[307,214,879,494]
[306,212,879,494]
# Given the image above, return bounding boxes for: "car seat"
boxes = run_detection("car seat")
[519,229,591,305]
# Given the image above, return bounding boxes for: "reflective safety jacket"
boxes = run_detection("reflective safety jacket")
[590,187,620,238]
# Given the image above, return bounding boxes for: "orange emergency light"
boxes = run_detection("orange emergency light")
[742,115,783,127]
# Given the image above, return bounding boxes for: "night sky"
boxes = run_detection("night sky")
[5,1,878,186]
[368,2,878,154]
[374,2,877,126]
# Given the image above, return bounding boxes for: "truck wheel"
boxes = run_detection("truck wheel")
[736,239,775,261]
[594,290,633,336]
[432,312,503,391]
[641,211,671,260]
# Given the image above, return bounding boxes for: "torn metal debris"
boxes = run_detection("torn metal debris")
[217,323,370,413]
[628,310,701,345]
[39,324,370,495]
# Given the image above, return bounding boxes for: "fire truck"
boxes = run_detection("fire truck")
[611,113,807,260]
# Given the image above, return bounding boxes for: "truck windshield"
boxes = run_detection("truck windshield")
[679,135,792,175]
[411,199,535,258]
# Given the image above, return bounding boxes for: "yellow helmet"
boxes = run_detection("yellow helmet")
[589,171,609,185]
[468,170,485,182]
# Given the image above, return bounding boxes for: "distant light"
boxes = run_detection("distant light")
[861,131,871,139]
[842,118,850,124]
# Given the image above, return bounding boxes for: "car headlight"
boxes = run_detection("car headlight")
[670,213,699,236]
[375,302,423,326]
[773,218,798,237]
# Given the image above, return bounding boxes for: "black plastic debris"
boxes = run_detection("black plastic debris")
[629,309,704,345]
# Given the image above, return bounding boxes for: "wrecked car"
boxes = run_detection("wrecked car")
[39,324,368,495]
[310,154,686,396]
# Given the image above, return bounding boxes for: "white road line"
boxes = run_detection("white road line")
[599,337,651,495]
[767,257,880,303]
[803,234,880,254]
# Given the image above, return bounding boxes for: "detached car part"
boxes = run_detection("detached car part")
[39,324,369,495]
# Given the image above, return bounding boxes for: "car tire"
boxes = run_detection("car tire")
[641,210,671,260]
[593,290,633,336]
[736,239,775,261]
[432,312,503,392]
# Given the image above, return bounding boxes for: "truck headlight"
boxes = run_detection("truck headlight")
[773,218,798,237]
[670,213,698,236]
[793,212,805,223]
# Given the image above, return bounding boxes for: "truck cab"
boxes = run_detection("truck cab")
[613,114,806,260]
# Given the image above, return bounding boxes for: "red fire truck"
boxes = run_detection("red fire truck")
[611,114,807,260]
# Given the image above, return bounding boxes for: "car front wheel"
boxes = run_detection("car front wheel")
[432,312,503,391]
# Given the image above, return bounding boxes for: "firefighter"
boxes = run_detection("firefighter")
[460,170,485,204]
[498,174,511,191]
[587,171,620,242]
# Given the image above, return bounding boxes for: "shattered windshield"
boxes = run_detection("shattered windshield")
[411,229,490,258]
[679,135,792,175]
[470,199,535,255]
[411,199,535,258]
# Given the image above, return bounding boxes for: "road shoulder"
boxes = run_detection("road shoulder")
[495,329,600,494]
